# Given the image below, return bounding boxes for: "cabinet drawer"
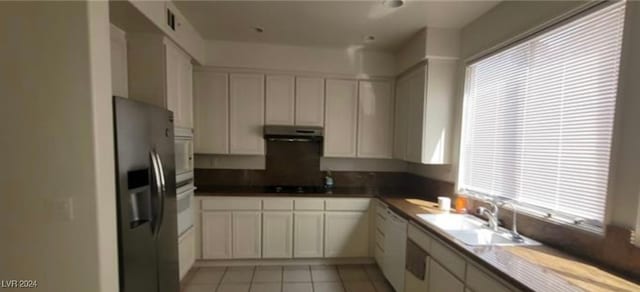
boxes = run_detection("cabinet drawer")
[431,238,466,280]
[376,213,386,233]
[429,258,465,292]
[201,198,262,211]
[466,263,512,292]
[263,198,293,210]
[408,223,431,252]
[294,198,325,210]
[375,229,384,249]
[375,200,388,216]
[325,198,370,211]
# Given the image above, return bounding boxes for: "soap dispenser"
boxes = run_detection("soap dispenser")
[324,170,334,190]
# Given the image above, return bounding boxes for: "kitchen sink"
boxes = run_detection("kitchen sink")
[446,229,538,246]
[417,213,485,230]
[417,213,539,246]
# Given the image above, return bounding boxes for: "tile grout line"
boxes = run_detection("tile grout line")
[280,266,284,292]
[214,266,228,292]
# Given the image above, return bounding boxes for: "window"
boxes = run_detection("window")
[459,2,626,227]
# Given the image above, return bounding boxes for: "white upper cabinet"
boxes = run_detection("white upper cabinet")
[194,71,229,154]
[165,39,193,128]
[405,67,427,163]
[295,77,325,126]
[357,80,394,158]
[229,73,265,155]
[402,61,455,164]
[423,60,455,164]
[324,79,358,157]
[265,75,295,125]
[110,24,128,98]
[393,77,410,160]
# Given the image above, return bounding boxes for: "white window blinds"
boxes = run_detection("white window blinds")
[459,2,626,225]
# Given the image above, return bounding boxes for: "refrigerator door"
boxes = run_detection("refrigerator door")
[114,97,159,292]
[149,105,180,292]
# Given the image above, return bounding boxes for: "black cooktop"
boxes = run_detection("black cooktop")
[264,186,327,194]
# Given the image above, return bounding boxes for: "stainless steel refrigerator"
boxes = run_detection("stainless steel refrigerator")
[113,96,179,292]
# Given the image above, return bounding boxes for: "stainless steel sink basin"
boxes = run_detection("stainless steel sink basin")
[417,213,539,246]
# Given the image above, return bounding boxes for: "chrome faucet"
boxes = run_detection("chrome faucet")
[499,201,524,243]
[476,200,500,231]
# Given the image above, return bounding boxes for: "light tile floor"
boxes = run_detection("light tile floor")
[182,264,394,292]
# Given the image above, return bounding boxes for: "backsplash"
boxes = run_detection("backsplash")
[469,198,640,280]
[194,168,455,200]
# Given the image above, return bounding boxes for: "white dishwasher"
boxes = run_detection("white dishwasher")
[383,208,407,292]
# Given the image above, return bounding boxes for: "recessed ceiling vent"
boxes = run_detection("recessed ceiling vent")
[383,0,404,8]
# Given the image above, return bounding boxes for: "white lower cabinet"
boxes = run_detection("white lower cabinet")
[178,227,195,280]
[293,212,324,258]
[262,212,293,258]
[429,258,465,292]
[232,212,262,259]
[324,212,369,258]
[202,211,232,259]
[465,263,513,292]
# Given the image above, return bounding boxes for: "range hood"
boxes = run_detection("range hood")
[263,125,323,142]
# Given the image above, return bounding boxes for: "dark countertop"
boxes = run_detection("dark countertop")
[195,186,408,197]
[195,190,640,291]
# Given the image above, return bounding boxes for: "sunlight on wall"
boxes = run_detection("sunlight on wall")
[367,3,401,20]
[428,129,446,163]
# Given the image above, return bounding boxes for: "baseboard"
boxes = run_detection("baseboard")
[194,257,376,267]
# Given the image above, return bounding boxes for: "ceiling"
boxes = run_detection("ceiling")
[174,0,500,52]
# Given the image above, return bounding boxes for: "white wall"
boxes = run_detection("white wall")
[408,1,586,183]
[409,0,640,229]
[395,29,427,74]
[0,2,118,291]
[395,27,461,74]
[460,1,588,60]
[205,40,396,78]
[608,1,640,228]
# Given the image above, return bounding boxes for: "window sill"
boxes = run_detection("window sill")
[458,191,605,237]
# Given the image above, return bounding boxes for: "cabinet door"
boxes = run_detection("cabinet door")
[324,79,358,157]
[202,212,232,259]
[406,68,427,163]
[178,56,193,128]
[293,212,324,258]
[110,25,128,98]
[194,71,229,154]
[423,60,455,164]
[266,75,295,125]
[357,80,394,158]
[393,77,410,160]
[295,77,325,126]
[465,263,512,292]
[262,212,293,258]
[178,227,195,280]
[232,211,262,259]
[428,258,464,292]
[165,41,181,116]
[229,73,265,154]
[325,212,369,258]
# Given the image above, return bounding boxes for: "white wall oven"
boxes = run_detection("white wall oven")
[175,127,195,236]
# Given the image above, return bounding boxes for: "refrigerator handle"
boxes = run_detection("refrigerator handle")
[154,151,166,237]
[150,150,163,237]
